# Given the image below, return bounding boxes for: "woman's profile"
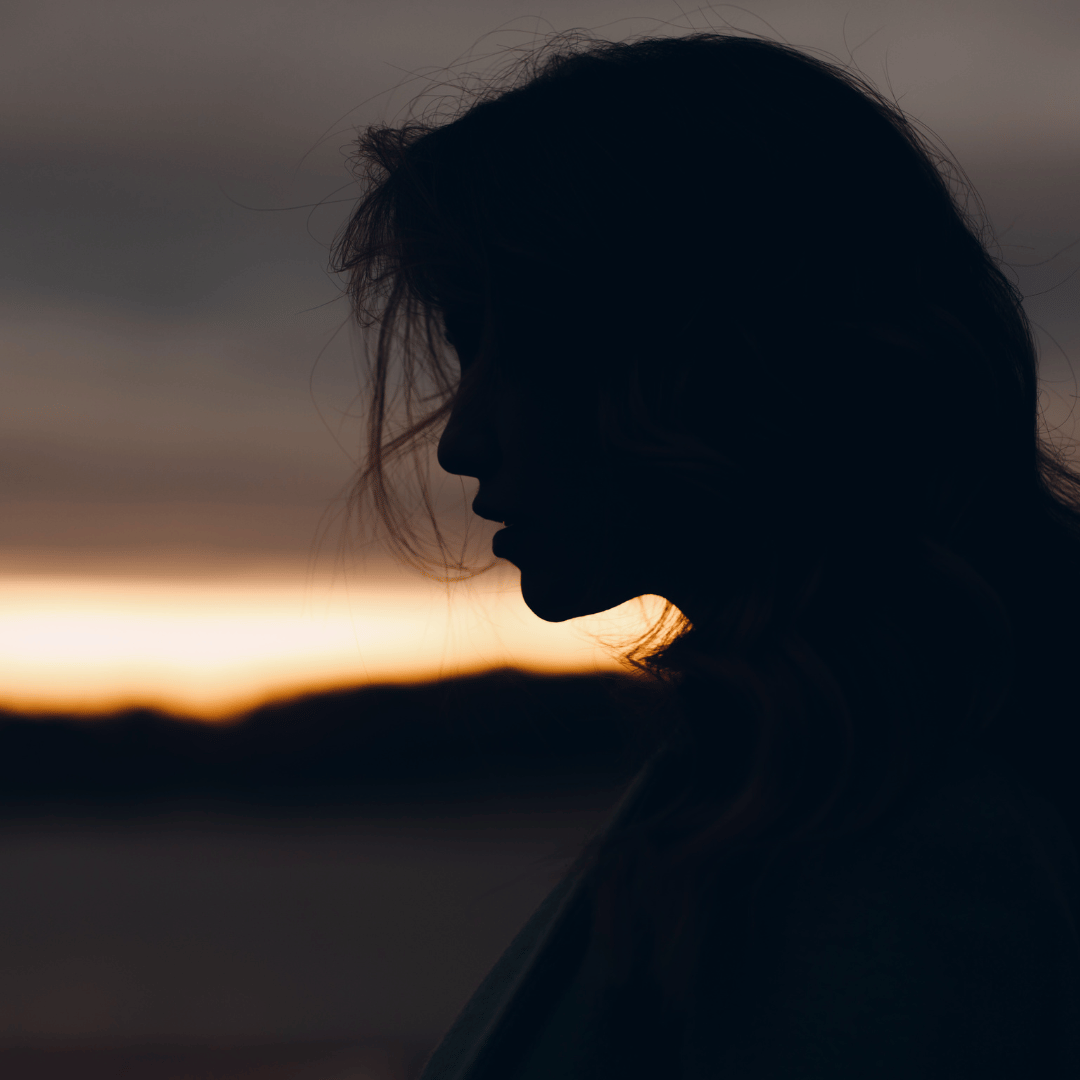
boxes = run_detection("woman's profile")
[332,32,1080,1078]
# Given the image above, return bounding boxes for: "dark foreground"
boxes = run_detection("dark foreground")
[0,670,652,1079]
[0,1040,434,1080]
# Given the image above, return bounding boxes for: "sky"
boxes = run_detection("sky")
[0,0,1077,716]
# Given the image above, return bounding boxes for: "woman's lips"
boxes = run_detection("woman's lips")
[491,524,524,561]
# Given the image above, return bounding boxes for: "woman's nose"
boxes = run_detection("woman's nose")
[436,390,501,480]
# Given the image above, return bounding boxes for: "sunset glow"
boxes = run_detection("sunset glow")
[0,564,665,720]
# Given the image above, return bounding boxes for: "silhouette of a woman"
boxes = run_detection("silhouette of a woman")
[333,33,1080,1079]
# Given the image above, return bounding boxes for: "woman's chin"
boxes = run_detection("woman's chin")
[519,569,633,623]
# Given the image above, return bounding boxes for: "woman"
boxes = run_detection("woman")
[333,32,1080,1078]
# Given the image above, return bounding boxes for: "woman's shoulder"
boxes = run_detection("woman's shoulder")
[810,759,1080,911]
[688,761,1080,1078]
[783,763,1080,997]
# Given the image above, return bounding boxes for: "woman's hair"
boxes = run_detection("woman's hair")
[331,31,1080,1021]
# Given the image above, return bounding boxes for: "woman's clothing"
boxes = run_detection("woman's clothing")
[417,759,658,1080]
[419,752,1080,1078]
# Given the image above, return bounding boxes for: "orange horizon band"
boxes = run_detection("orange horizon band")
[0,568,664,722]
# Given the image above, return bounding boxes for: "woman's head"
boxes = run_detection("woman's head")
[335,32,1054,640]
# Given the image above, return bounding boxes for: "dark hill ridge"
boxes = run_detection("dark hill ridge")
[0,669,667,808]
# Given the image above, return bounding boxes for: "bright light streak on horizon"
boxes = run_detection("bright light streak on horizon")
[0,565,666,721]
